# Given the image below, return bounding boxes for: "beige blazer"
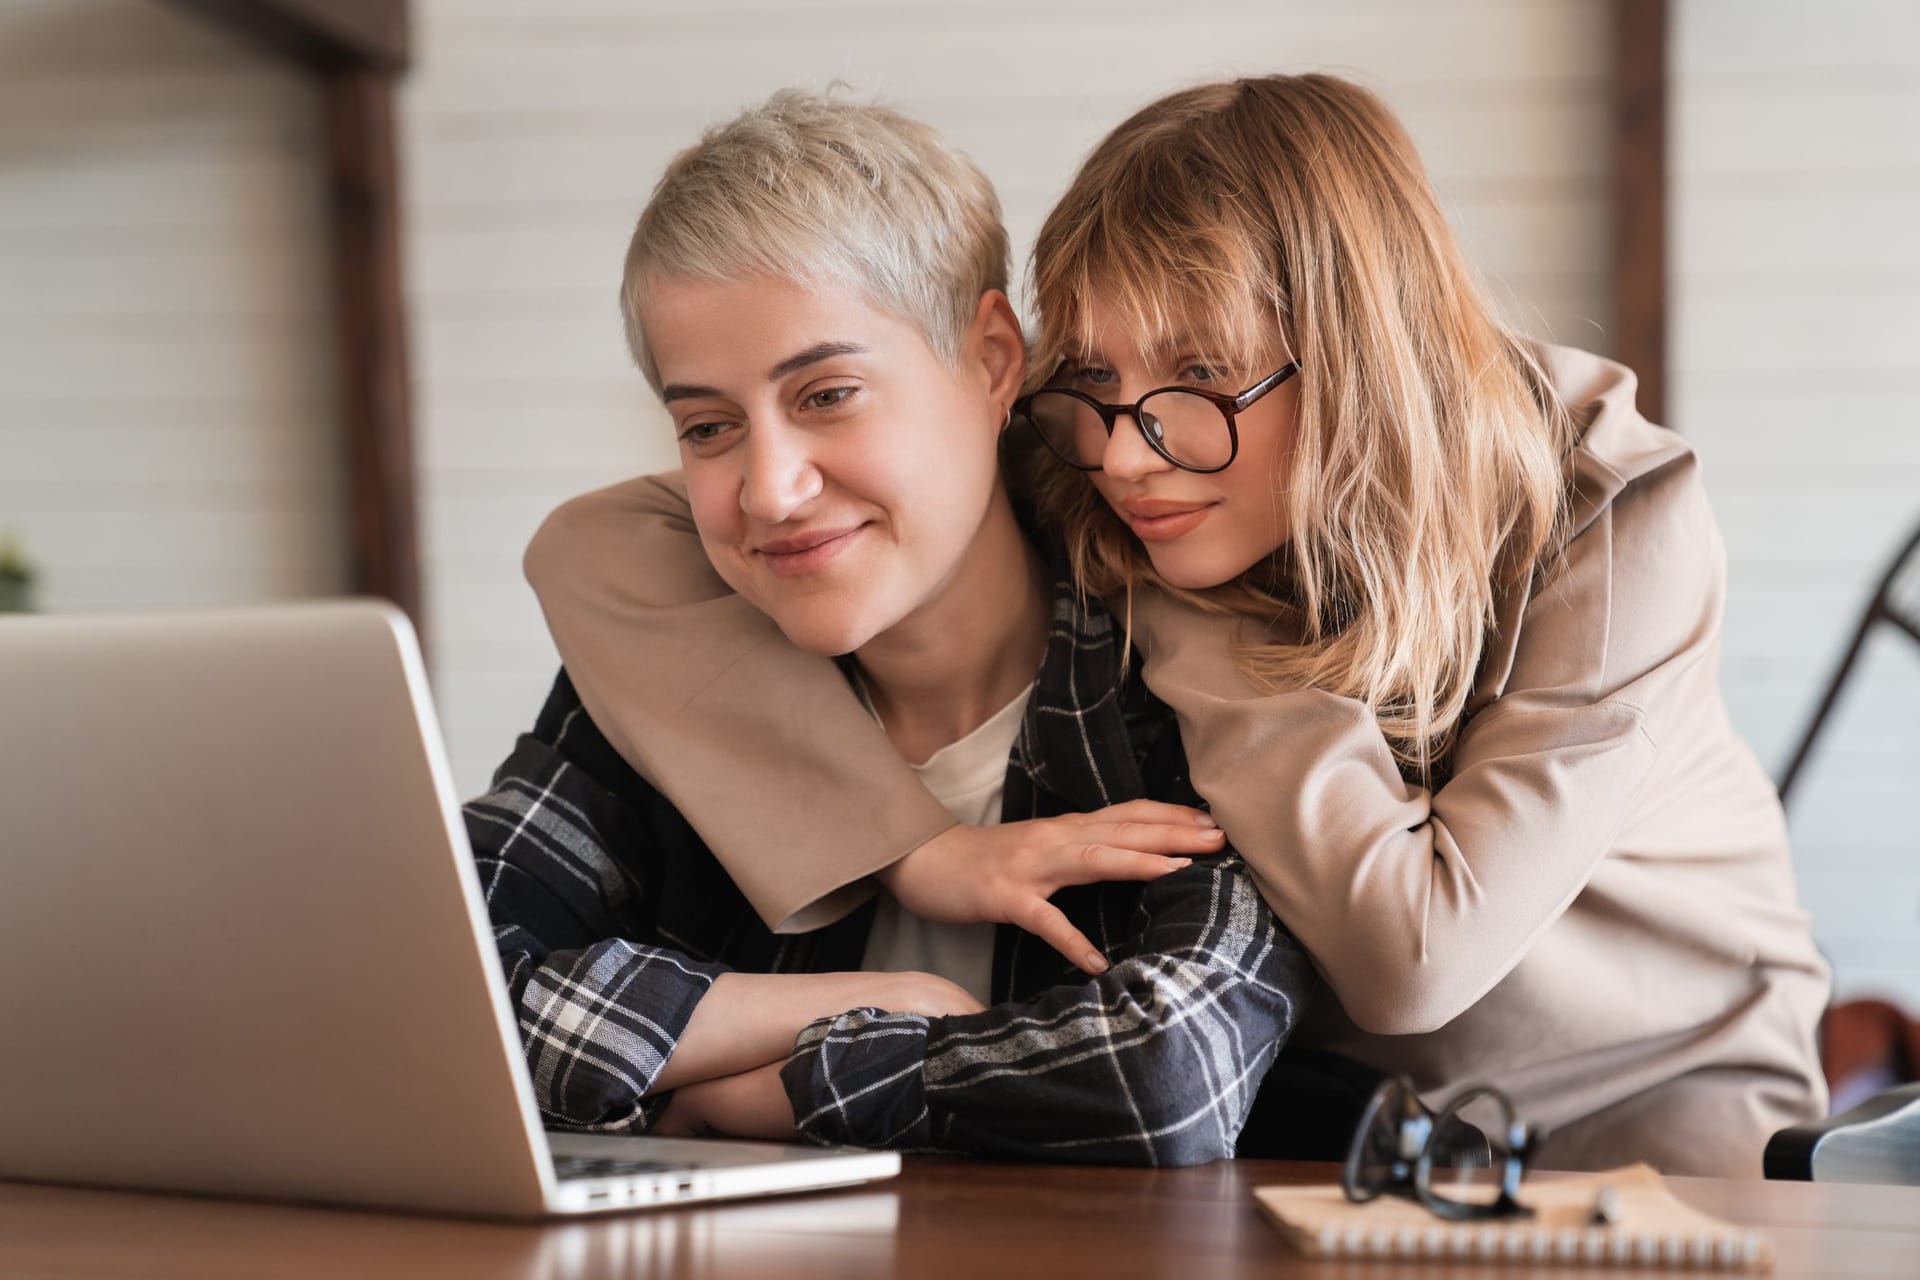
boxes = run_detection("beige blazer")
[523,342,1828,1175]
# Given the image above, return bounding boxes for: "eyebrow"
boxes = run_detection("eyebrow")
[660,340,869,404]
[768,340,868,380]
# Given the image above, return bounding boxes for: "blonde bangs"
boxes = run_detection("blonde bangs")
[1030,114,1285,388]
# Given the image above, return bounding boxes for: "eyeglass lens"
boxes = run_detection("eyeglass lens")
[1418,1085,1530,1219]
[1022,390,1234,471]
[1345,1077,1428,1202]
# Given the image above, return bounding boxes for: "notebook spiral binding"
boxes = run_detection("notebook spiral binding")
[1316,1222,1770,1268]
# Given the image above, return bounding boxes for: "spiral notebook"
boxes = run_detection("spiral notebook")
[1254,1164,1772,1271]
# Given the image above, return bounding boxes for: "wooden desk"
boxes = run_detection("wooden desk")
[3,1159,1916,1279]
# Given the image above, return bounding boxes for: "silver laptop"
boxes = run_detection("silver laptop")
[0,601,899,1218]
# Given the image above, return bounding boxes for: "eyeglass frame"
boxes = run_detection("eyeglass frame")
[1012,360,1301,475]
[1340,1074,1546,1222]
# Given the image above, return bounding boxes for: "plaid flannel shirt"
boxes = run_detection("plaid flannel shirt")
[464,571,1313,1166]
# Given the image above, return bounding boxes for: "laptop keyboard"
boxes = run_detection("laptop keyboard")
[553,1154,678,1181]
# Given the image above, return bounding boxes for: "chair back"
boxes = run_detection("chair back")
[1777,519,1920,804]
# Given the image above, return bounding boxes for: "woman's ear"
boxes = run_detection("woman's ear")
[965,289,1027,422]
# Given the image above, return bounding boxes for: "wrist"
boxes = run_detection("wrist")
[784,1009,932,1149]
[780,973,897,1038]
[707,1063,800,1142]
[877,824,962,895]
[655,1081,709,1137]
[872,840,926,894]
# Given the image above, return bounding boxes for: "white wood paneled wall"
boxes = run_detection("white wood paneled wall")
[1674,0,1920,1007]
[0,0,345,608]
[8,0,1910,1006]
[402,0,1614,793]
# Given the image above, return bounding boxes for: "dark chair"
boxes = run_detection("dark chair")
[1765,515,1920,1184]
[1765,1085,1920,1184]
[1776,517,1920,805]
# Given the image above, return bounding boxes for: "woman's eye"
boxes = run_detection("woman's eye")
[1181,363,1227,384]
[1071,365,1117,388]
[677,420,738,449]
[803,386,858,411]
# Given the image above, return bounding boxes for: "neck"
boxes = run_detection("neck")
[854,488,1049,766]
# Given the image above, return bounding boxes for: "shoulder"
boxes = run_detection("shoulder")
[1532,340,1705,548]
[523,471,695,597]
[1540,341,1722,614]
[1491,344,1726,707]
[522,668,678,814]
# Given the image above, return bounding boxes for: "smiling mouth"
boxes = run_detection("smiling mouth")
[753,524,867,575]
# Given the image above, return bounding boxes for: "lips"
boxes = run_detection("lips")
[1118,498,1217,542]
[752,523,867,575]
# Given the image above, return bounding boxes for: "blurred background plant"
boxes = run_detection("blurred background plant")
[0,534,37,613]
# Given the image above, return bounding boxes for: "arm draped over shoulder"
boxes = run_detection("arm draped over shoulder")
[1127,441,1715,1033]
[519,346,1759,1036]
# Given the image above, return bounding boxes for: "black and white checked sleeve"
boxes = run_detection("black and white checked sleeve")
[779,853,1311,1166]
[464,680,730,1134]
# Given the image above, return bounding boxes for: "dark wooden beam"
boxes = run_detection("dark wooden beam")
[1611,0,1669,426]
[161,0,421,635]
[162,0,408,72]
[324,65,422,635]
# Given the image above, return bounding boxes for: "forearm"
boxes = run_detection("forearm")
[1259,693,1641,1031]
[467,711,754,1129]
[1134,590,1659,1035]
[782,863,1310,1165]
[783,968,1291,1164]
[493,928,728,1131]
[654,971,924,1092]
[660,1062,798,1142]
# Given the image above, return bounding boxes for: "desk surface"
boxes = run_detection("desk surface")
[3,1159,1917,1279]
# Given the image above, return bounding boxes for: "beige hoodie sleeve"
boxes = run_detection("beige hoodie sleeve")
[1128,345,1751,1036]
[1131,449,1711,1034]
[523,471,950,933]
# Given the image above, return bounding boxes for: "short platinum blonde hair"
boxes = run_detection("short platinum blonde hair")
[620,88,1010,391]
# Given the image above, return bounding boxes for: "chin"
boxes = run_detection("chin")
[762,601,889,658]
[1142,545,1238,592]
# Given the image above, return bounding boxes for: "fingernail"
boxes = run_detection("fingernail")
[1167,858,1193,870]
[1084,951,1109,974]
[1203,827,1225,840]
[1195,812,1217,827]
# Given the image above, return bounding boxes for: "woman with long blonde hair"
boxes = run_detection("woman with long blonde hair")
[1023,73,1572,783]
[527,74,1828,1174]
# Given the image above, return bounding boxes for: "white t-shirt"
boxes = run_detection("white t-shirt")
[857,683,1031,1004]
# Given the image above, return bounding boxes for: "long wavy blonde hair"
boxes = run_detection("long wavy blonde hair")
[1026,74,1576,780]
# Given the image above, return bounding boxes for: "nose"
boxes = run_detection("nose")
[1100,406,1175,482]
[737,421,823,524]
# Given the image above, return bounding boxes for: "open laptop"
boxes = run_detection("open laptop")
[0,601,899,1218]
